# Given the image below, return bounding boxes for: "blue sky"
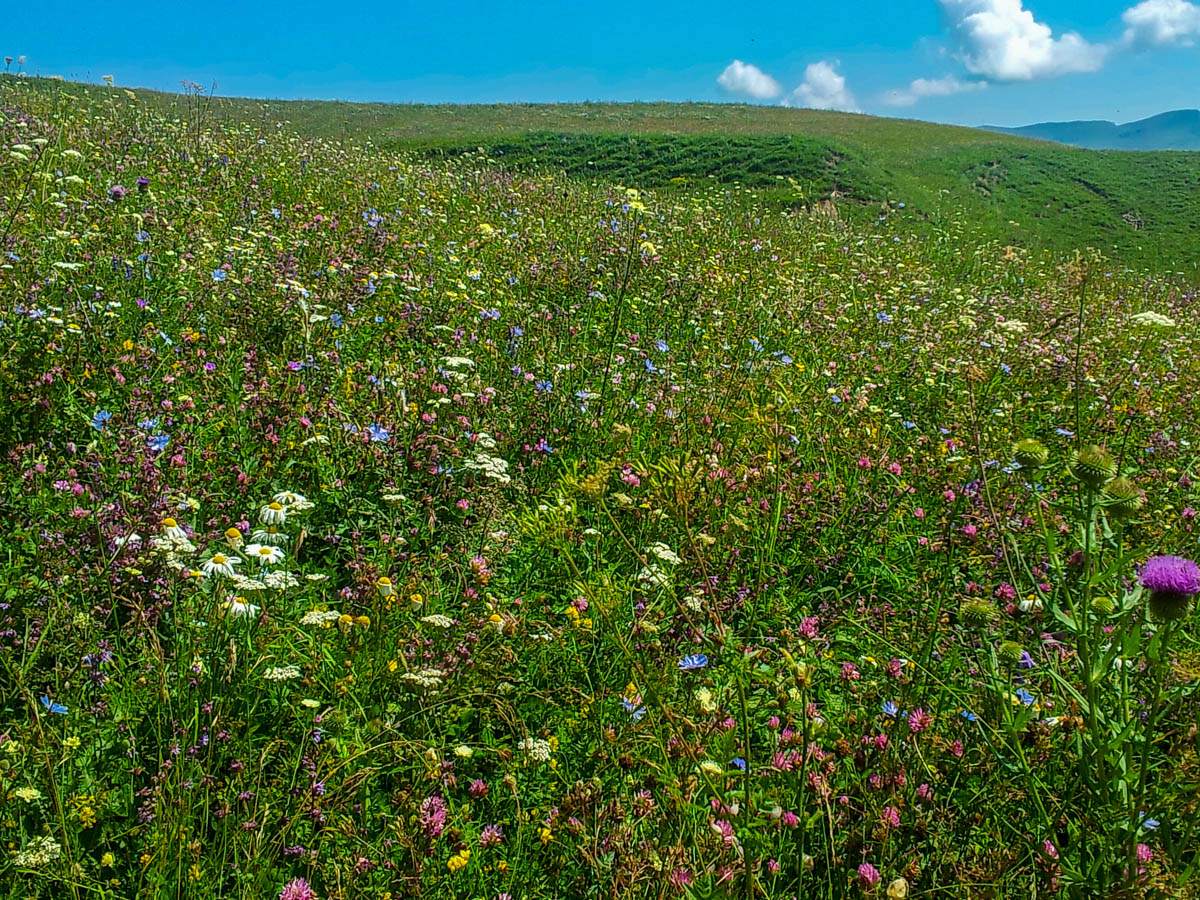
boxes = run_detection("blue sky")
[6,0,1199,125]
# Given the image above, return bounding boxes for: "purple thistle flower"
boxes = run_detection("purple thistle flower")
[1140,555,1200,621]
[1140,555,1200,597]
[108,184,128,201]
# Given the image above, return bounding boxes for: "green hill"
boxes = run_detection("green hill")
[11,77,1200,270]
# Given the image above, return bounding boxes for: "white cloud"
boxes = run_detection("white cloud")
[788,61,859,112]
[939,0,1108,81]
[883,75,987,106]
[1121,0,1200,46]
[717,60,782,100]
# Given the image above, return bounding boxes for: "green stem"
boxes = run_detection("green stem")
[1126,620,1176,889]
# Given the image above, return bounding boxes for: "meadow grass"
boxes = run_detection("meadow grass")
[32,78,1200,271]
[1,78,1200,898]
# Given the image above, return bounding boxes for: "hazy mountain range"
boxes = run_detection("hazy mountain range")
[985,110,1200,151]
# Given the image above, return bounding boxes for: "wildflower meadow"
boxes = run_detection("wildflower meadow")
[2,78,1200,898]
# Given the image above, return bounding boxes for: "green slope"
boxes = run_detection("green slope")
[10,78,1200,269]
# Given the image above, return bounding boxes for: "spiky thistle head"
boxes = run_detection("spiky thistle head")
[961,598,999,628]
[1012,438,1049,470]
[1070,445,1116,490]
[997,640,1024,667]
[1102,476,1144,521]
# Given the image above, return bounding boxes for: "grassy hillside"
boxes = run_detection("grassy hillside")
[10,77,1200,270]
[4,72,1200,899]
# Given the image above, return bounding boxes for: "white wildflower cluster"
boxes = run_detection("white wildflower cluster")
[263,664,302,682]
[995,319,1028,335]
[464,451,511,484]
[13,835,61,868]
[637,564,671,589]
[440,356,476,382]
[261,570,300,590]
[637,542,682,588]
[142,492,316,594]
[300,609,342,627]
[517,737,553,763]
[150,517,196,564]
[400,669,446,691]
[1131,311,1177,330]
[646,542,682,566]
[421,614,455,629]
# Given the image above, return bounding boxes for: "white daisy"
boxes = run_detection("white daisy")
[201,552,240,578]
[274,491,314,510]
[251,526,290,546]
[161,517,187,542]
[244,543,285,566]
[259,501,288,525]
[223,597,261,619]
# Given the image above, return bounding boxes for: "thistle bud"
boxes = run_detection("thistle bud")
[1070,445,1116,490]
[1012,438,1049,469]
[997,641,1024,667]
[1091,596,1116,616]
[1102,476,1144,521]
[961,599,999,628]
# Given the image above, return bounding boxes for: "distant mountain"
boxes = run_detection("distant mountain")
[986,110,1200,150]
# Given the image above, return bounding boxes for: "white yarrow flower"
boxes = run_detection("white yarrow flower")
[263,664,302,681]
[300,609,342,627]
[517,737,553,762]
[1131,311,1177,330]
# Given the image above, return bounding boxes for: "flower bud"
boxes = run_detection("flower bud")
[1070,445,1116,490]
[998,641,1024,667]
[1091,596,1116,616]
[1012,438,1049,469]
[961,599,999,628]
[1102,476,1143,521]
